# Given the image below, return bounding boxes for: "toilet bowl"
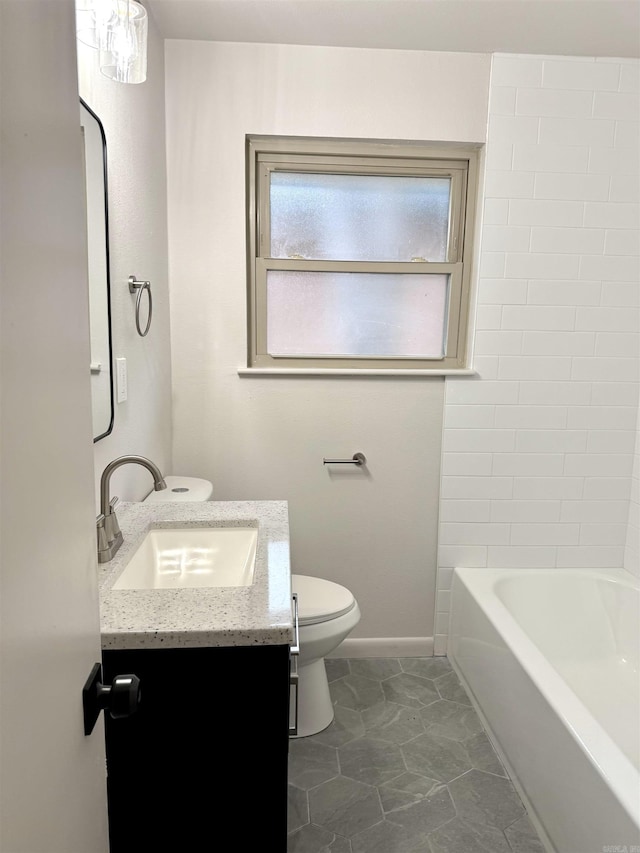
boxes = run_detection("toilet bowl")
[292,574,361,738]
[143,475,213,502]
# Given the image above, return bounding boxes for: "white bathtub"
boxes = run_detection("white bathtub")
[448,567,640,853]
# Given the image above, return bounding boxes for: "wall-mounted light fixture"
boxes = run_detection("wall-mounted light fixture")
[76,0,148,85]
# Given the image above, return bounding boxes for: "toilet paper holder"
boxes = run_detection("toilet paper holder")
[323,452,366,466]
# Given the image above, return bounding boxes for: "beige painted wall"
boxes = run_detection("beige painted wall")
[165,41,490,642]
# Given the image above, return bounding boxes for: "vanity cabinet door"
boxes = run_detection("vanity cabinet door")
[103,644,290,852]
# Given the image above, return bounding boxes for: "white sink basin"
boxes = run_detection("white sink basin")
[112,527,257,590]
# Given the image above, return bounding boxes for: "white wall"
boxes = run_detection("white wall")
[166,42,637,647]
[0,2,108,849]
[78,7,173,506]
[436,53,640,651]
[165,42,490,642]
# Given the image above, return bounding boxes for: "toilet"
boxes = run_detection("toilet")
[143,475,213,503]
[291,574,360,738]
[143,479,360,738]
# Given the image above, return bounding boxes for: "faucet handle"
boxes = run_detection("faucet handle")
[105,501,122,544]
[102,498,122,549]
[96,514,109,554]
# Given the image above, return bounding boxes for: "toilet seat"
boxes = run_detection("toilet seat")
[292,574,356,626]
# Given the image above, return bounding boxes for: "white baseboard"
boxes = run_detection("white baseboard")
[328,636,435,658]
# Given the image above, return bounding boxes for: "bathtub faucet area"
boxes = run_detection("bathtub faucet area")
[96,455,167,563]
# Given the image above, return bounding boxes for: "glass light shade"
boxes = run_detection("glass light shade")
[76,0,118,51]
[99,0,148,85]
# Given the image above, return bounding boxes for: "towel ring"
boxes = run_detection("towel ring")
[128,275,152,337]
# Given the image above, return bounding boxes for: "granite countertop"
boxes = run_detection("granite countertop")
[98,500,293,651]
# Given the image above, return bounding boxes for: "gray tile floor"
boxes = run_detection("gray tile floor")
[287,657,546,853]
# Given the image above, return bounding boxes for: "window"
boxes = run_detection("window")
[246,136,479,372]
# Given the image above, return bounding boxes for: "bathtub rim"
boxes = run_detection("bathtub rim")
[450,566,640,833]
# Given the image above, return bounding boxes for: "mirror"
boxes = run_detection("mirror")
[80,99,114,442]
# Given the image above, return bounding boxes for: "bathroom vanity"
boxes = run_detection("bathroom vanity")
[98,500,293,852]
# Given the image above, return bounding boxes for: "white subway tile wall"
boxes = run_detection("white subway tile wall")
[624,421,640,577]
[436,54,640,653]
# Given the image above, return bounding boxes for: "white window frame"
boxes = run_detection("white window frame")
[245,136,480,373]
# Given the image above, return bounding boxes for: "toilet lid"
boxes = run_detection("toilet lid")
[143,476,213,503]
[292,574,356,625]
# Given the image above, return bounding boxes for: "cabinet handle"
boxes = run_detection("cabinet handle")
[289,592,300,736]
[290,592,300,655]
[289,664,299,738]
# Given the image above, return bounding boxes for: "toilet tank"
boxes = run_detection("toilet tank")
[143,476,213,503]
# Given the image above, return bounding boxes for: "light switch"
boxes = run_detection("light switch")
[116,357,127,403]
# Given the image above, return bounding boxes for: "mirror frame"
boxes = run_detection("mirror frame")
[81,98,115,442]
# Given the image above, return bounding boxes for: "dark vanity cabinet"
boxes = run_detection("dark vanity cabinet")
[103,643,291,852]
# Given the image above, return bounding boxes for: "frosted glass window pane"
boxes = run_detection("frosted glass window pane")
[267,271,448,357]
[270,172,451,262]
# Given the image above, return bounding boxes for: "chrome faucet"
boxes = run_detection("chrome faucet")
[97,455,167,563]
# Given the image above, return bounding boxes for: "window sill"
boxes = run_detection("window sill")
[237,367,479,377]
